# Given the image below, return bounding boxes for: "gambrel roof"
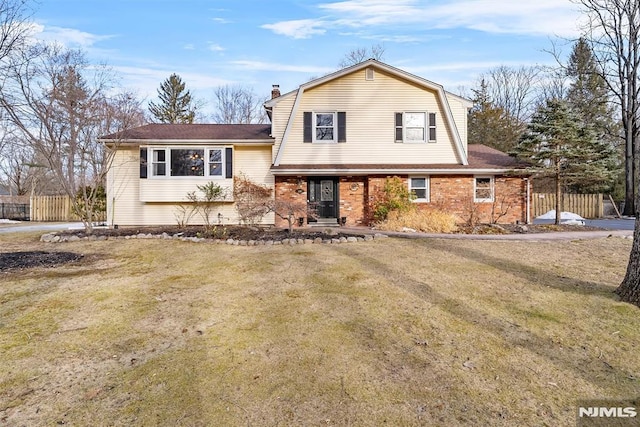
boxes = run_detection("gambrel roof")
[264,59,472,166]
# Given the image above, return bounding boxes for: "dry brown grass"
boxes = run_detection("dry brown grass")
[376,209,458,233]
[1,230,639,426]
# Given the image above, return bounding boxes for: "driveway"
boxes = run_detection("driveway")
[0,222,84,234]
[534,217,636,230]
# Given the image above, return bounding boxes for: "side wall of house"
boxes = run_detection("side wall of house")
[107,145,275,226]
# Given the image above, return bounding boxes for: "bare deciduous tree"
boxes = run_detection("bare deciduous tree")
[574,0,640,305]
[0,44,145,232]
[338,44,385,68]
[212,85,267,124]
[479,65,542,124]
[575,0,640,218]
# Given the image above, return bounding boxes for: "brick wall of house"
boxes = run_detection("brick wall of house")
[274,174,529,228]
[338,177,367,226]
[274,176,308,228]
[426,175,527,224]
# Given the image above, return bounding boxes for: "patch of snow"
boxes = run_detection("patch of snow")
[536,210,585,220]
[0,219,20,223]
[561,219,585,226]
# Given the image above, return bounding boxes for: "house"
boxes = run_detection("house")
[100,60,529,228]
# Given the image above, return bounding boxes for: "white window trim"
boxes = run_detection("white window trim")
[409,176,430,202]
[474,176,494,202]
[313,112,337,143]
[147,146,228,179]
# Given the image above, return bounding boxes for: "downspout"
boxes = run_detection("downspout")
[525,177,530,224]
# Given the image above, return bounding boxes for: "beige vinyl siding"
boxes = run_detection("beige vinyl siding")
[276,68,463,165]
[107,148,142,226]
[107,145,275,226]
[271,95,295,163]
[446,94,469,153]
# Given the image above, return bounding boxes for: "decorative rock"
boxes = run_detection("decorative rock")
[239,240,248,246]
[364,235,374,241]
[248,240,256,246]
[304,239,314,244]
[273,241,282,245]
[68,235,81,242]
[226,238,235,245]
[374,233,389,239]
[331,238,340,244]
[265,240,274,245]
[40,233,55,242]
[314,237,323,244]
[281,238,290,245]
[297,239,304,244]
[347,237,358,243]
[339,237,347,243]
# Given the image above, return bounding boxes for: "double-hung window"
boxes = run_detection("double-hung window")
[474,176,494,202]
[395,112,436,143]
[315,113,336,142]
[151,149,166,176]
[409,177,430,202]
[303,111,346,143]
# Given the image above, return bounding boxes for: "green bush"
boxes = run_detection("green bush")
[373,177,415,221]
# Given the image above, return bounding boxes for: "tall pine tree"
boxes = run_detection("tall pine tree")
[513,99,615,224]
[148,73,196,123]
[468,79,525,153]
[565,38,620,194]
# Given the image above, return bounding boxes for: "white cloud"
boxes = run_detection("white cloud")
[183,43,195,50]
[261,19,327,39]
[263,0,582,39]
[212,17,232,24]
[32,24,114,48]
[208,43,225,52]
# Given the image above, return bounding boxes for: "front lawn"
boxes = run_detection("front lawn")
[0,231,637,426]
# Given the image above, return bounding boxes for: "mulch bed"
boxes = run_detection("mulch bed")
[0,251,83,272]
[56,225,363,242]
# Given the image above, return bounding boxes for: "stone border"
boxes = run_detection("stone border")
[40,232,390,245]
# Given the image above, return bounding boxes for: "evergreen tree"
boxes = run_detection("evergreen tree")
[468,79,525,153]
[565,38,620,194]
[148,73,196,123]
[512,99,616,224]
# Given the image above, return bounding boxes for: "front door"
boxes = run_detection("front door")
[308,177,338,220]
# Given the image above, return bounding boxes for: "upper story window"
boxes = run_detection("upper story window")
[395,112,437,143]
[315,113,336,142]
[141,147,232,179]
[474,176,494,202]
[303,111,346,143]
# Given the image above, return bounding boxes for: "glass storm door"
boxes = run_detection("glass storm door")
[308,178,338,219]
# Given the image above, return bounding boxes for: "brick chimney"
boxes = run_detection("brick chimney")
[271,84,281,99]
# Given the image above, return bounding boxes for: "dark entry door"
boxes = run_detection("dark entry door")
[308,178,338,219]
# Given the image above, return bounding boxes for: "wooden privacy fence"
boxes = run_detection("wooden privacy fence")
[30,195,106,222]
[532,193,603,219]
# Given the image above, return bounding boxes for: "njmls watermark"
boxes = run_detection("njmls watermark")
[577,399,639,426]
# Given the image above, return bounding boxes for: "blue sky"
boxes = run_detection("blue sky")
[31,0,585,109]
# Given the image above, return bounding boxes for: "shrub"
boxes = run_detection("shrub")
[377,209,458,234]
[233,174,272,225]
[373,176,415,221]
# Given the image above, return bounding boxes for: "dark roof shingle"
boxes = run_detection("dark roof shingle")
[100,123,272,141]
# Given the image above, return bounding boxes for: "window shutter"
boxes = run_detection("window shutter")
[303,112,312,142]
[428,113,437,142]
[225,147,233,178]
[337,112,346,143]
[395,113,403,142]
[140,148,147,179]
